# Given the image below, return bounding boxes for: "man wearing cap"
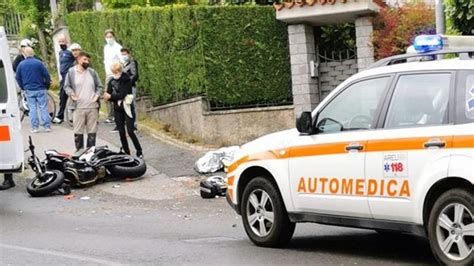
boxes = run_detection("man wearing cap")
[103,29,122,124]
[53,35,76,124]
[12,39,33,72]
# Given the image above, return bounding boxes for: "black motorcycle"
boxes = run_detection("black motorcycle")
[26,136,147,197]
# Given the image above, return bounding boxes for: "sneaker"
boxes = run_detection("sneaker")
[110,127,119,133]
[52,117,62,124]
[44,128,51,133]
[105,119,114,123]
[30,128,39,134]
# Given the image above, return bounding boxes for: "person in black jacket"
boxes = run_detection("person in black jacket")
[120,48,139,129]
[103,62,143,158]
[12,39,33,72]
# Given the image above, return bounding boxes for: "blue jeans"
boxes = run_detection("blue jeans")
[25,89,51,129]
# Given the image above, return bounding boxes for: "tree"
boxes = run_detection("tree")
[446,0,474,35]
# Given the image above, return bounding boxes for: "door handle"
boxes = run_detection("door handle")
[345,143,364,152]
[424,139,446,149]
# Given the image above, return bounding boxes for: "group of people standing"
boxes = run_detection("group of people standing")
[0,29,143,191]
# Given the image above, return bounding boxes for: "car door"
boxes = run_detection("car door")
[366,72,454,223]
[0,27,24,173]
[288,76,391,217]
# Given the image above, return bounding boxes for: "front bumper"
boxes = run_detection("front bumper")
[226,191,241,215]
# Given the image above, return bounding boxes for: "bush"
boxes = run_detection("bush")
[446,0,474,35]
[373,3,435,59]
[66,6,291,107]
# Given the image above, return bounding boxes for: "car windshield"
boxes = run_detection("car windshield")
[0,60,8,103]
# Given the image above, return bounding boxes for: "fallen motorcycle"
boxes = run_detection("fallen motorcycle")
[26,136,147,197]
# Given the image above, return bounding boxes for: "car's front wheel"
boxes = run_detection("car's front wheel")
[428,188,474,265]
[241,177,295,247]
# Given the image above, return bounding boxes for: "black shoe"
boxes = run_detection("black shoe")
[0,177,15,190]
[136,151,143,159]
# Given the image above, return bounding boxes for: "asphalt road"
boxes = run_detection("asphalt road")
[0,121,437,265]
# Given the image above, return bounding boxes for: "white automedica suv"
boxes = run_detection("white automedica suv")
[225,35,474,265]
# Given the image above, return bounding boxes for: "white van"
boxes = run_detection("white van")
[0,26,24,173]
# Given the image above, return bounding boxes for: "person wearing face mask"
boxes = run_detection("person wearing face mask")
[53,34,76,124]
[103,29,122,124]
[64,52,103,153]
[103,62,143,158]
[111,47,139,132]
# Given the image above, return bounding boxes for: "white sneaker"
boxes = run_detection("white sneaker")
[44,128,51,133]
[52,117,62,124]
[30,129,39,134]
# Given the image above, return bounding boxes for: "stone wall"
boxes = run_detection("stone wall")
[318,59,358,99]
[137,97,294,146]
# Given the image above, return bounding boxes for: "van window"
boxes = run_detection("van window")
[463,74,474,120]
[0,60,8,103]
[384,73,451,128]
[455,71,474,124]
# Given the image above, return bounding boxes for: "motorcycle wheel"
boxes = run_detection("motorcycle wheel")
[27,170,65,197]
[108,157,147,179]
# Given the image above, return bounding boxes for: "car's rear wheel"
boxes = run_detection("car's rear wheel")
[428,188,474,265]
[241,177,295,247]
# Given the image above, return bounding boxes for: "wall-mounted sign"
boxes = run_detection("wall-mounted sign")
[274,0,348,11]
[274,0,384,11]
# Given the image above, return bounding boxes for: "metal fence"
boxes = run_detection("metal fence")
[2,10,22,37]
[317,48,357,63]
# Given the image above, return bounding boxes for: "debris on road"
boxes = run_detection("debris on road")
[194,146,239,174]
[80,196,91,200]
[200,176,227,199]
[112,184,121,188]
[64,194,75,200]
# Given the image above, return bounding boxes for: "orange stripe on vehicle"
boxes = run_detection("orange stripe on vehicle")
[0,126,11,142]
[227,149,286,173]
[227,176,234,186]
[453,135,474,149]
[226,135,474,174]
[366,136,453,152]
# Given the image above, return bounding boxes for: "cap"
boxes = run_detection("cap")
[20,39,32,47]
[70,43,82,50]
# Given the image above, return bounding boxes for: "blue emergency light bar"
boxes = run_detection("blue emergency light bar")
[413,35,443,53]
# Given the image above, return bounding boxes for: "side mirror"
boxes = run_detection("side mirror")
[296,112,314,134]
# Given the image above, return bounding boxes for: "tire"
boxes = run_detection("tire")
[27,170,65,197]
[241,177,295,247]
[108,157,147,179]
[428,188,474,265]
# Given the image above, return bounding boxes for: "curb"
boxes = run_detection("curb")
[138,123,214,153]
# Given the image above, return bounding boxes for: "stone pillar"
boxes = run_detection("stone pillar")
[355,16,375,71]
[288,24,319,117]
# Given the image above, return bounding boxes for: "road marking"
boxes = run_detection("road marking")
[0,243,122,265]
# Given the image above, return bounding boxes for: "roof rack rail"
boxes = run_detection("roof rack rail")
[368,49,474,69]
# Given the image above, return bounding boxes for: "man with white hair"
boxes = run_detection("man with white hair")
[15,47,52,133]
[53,35,76,124]
[12,39,33,72]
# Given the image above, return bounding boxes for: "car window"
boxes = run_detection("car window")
[385,73,451,129]
[0,60,7,103]
[316,77,389,134]
[462,73,474,121]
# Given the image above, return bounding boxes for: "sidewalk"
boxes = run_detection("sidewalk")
[20,119,204,201]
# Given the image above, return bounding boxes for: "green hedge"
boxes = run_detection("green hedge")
[66,6,291,107]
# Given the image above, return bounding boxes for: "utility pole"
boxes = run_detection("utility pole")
[435,0,445,35]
